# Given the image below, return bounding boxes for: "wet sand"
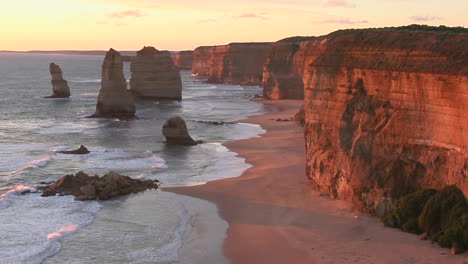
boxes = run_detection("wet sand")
[167,100,467,264]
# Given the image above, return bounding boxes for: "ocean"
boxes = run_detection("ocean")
[0,52,268,264]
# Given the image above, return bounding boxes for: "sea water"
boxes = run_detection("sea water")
[0,52,268,263]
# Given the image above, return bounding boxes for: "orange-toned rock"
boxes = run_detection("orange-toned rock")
[302,29,468,214]
[207,43,272,85]
[192,46,214,76]
[130,46,182,100]
[262,37,315,99]
[175,50,193,70]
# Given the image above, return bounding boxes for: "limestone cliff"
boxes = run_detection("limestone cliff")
[90,48,136,119]
[301,29,468,215]
[46,63,70,98]
[207,43,272,85]
[192,46,214,76]
[130,46,182,100]
[262,37,315,99]
[175,50,193,70]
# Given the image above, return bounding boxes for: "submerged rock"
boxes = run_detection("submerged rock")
[57,145,90,155]
[89,48,136,120]
[162,117,201,146]
[39,171,158,200]
[45,63,70,98]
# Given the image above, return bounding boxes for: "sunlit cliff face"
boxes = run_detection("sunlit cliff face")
[1,0,466,51]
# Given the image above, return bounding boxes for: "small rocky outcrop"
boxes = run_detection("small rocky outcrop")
[39,171,158,200]
[89,48,136,120]
[130,46,182,100]
[162,117,201,146]
[175,50,193,70]
[57,145,90,155]
[45,63,70,98]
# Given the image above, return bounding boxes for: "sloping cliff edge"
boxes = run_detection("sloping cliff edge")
[299,28,468,215]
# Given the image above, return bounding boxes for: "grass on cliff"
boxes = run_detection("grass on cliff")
[332,24,468,35]
[383,185,468,250]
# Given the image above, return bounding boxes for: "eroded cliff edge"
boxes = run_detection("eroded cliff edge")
[301,29,468,215]
[192,43,272,85]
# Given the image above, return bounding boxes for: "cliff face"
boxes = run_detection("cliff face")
[302,30,468,215]
[130,46,182,100]
[207,43,272,85]
[46,63,70,98]
[262,37,315,99]
[91,48,136,119]
[192,46,214,76]
[175,50,193,70]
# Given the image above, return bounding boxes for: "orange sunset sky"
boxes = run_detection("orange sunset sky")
[1,0,466,51]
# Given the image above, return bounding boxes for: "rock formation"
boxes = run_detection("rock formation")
[130,46,182,100]
[262,37,315,99]
[45,63,70,98]
[162,117,201,146]
[175,50,193,70]
[192,46,214,76]
[300,28,468,215]
[89,48,136,120]
[207,43,272,85]
[39,171,158,200]
[57,145,90,155]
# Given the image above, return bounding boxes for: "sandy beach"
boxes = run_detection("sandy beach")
[167,99,467,264]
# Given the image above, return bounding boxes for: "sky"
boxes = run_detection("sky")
[0,0,466,51]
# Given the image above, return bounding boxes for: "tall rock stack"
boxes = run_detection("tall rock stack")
[90,48,136,119]
[130,46,182,100]
[175,50,193,70]
[46,63,70,98]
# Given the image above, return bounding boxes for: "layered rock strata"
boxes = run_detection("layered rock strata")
[175,50,193,70]
[45,63,70,98]
[301,29,468,214]
[192,46,214,76]
[207,43,272,85]
[262,37,315,99]
[90,48,136,119]
[130,46,182,100]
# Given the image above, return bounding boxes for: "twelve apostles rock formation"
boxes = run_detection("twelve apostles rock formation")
[162,116,201,146]
[89,48,136,119]
[299,29,468,215]
[130,46,182,100]
[45,63,70,98]
[192,43,272,85]
[174,50,193,70]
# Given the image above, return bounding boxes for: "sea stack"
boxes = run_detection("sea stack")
[46,63,70,98]
[130,46,182,100]
[90,48,136,119]
[174,50,193,70]
[162,117,200,146]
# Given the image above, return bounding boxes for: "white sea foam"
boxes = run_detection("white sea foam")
[69,79,101,83]
[0,187,101,264]
[0,143,55,173]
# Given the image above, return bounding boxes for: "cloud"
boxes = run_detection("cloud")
[109,9,145,19]
[198,19,217,23]
[317,18,368,24]
[410,15,442,22]
[232,13,269,20]
[323,0,356,8]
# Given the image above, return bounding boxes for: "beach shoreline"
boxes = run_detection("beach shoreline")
[166,99,467,264]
